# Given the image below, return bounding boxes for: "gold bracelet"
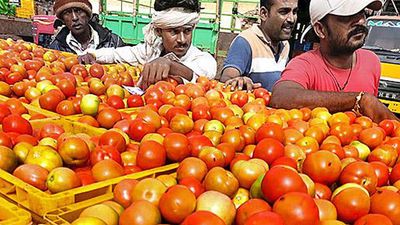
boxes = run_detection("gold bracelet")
[352,91,365,116]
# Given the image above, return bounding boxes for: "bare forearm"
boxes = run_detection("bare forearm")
[169,61,193,81]
[220,67,241,82]
[270,83,357,112]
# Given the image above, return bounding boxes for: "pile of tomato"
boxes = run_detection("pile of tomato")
[1,38,400,225]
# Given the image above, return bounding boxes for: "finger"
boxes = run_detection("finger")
[224,79,232,89]
[230,80,238,91]
[161,64,170,80]
[238,78,244,91]
[148,64,157,87]
[253,82,262,89]
[136,76,143,87]
[245,79,253,92]
[140,65,150,90]
[89,55,96,64]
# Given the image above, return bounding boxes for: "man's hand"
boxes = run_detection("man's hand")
[137,57,172,90]
[224,77,262,91]
[361,93,399,123]
[78,53,96,65]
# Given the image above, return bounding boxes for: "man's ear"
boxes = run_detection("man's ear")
[313,22,327,39]
[259,6,269,22]
[155,28,162,36]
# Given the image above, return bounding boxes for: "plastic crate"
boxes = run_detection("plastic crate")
[15,0,35,19]
[44,168,177,225]
[0,95,61,119]
[0,196,32,225]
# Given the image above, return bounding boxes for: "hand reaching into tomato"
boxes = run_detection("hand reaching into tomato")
[78,53,96,65]
[224,77,262,92]
[137,57,172,90]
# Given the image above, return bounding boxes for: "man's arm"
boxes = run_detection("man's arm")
[270,81,398,122]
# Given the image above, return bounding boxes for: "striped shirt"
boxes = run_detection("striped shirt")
[223,24,290,91]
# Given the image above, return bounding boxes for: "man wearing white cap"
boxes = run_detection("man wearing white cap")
[79,0,216,90]
[270,0,397,122]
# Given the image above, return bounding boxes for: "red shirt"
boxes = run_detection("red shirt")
[277,48,380,96]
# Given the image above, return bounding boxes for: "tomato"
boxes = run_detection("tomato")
[314,182,332,200]
[177,157,208,182]
[270,156,297,169]
[128,118,156,142]
[78,115,100,127]
[330,123,354,145]
[253,138,285,165]
[302,150,341,185]
[126,94,144,107]
[174,94,191,111]
[13,164,48,190]
[5,99,27,115]
[230,91,249,107]
[236,199,271,225]
[370,189,400,225]
[0,132,12,148]
[2,114,32,135]
[192,105,212,121]
[261,166,307,203]
[90,145,122,166]
[14,134,38,146]
[56,100,76,115]
[170,114,194,134]
[332,186,370,223]
[354,214,393,225]
[216,142,235,167]
[136,140,166,170]
[163,133,190,162]
[272,192,319,225]
[179,176,205,198]
[70,64,88,78]
[390,163,400,185]
[159,185,196,224]
[96,108,122,129]
[188,135,213,157]
[24,60,43,72]
[385,137,400,155]
[380,119,395,136]
[355,116,373,129]
[339,161,378,194]
[320,143,345,159]
[359,127,385,149]
[203,167,239,197]
[56,79,76,98]
[0,103,11,123]
[119,200,161,225]
[89,63,104,78]
[244,211,284,225]
[99,131,126,153]
[220,129,245,152]
[210,107,234,124]
[136,109,162,130]
[39,92,64,112]
[91,159,124,182]
[314,199,337,221]
[181,211,225,225]
[113,179,139,208]
[74,167,95,186]
[165,106,187,121]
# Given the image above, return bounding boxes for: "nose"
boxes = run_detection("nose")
[72,10,79,21]
[177,31,186,44]
[287,12,296,24]
[354,11,366,25]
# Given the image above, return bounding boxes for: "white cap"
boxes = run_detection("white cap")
[309,0,383,25]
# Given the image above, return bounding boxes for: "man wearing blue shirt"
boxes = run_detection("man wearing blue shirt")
[220,0,298,91]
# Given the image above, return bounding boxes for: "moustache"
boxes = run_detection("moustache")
[348,25,368,39]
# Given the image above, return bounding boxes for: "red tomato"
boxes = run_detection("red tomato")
[302,150,342,185]
[128,118,156,142]
[165,106,187,121]
[236,199,272,225]
[359,127,385,149]
[0,132,12,148]
[56,100,76,115]
[96,108,122,129]
[253,138,285,165]
[380,120,395,136]
[70,64,88,78]
[354,214,393,225]
[74,167,95,186]
[119,200,161,225]
[192,105,212,121]
[90,145,122,166]
[159,185,196,224]
[339,161,378,194]
[78,115,100,127]
[39,124,65,139]
[230,91,249,107]
[163,133,191,162]
[107,95,125,109]
[332,186,370,223]
[330,123,354,145]
[39,91,64,112]
[370,189,400,225]
[270,156,297,170]
[272,192,319,225]
[89,63,104,78]
[91,159,124,182]
[255,122,284,143]
[253,88,269,98]
[113,179,139,208]
[13,164,49,191]
[390,163,400,185]
[188,135,213,157]
[136,140,166,170]
[99,131,126,153]
[0,103,11,123]
[127,94,144,107]
[314,183,332,200]
[177,157,208,182]
[244,211,284,225]
[179,176,205,198]
[370,161,390,187]
[56,79,76,98]
[181,211,225,225]
[216,143,236,167]
[2,114,32,135]
[14,134,38,146]
[261,166,307,203]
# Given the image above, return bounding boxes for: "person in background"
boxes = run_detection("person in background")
[270,0,397,122]
[49,0,126,55]
[78,0,217,90]
[220,0,298,91]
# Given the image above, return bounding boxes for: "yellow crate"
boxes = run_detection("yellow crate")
[380,99,400,114]
[64,107,143,122]
[0,160,178,217]
[0,196,32,225]
[15,0,35,19]
[44,167,177,225]
[0,95,60,119]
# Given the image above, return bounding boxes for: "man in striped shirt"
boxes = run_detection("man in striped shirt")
[220,0,298,91]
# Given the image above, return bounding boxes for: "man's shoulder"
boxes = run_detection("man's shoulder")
[289,49,321,64]
[356,48,380,61]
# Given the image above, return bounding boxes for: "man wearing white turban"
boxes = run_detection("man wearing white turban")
[78,1,217,90]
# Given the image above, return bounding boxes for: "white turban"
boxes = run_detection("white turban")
[139,7,200,61]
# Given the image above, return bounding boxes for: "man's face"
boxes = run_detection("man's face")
[322,10,368,56]
[62,7,90,36]
[158,25,194,58]
[260,0,298,42]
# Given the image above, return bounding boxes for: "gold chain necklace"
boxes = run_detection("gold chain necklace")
[321,53,353,92]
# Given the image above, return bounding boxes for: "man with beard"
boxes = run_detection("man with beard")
[270,0,397,122]
[78,0,216,90]
[49,0,126,55]
[220,0,298,91]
